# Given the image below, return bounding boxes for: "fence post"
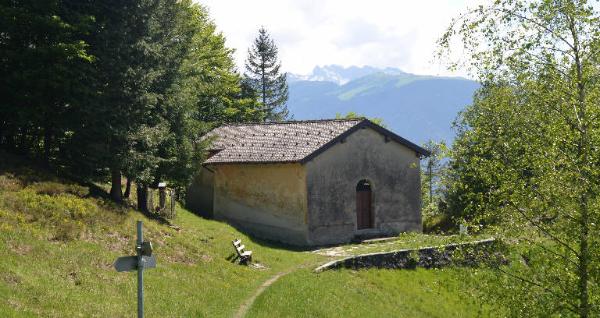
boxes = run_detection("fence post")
[147,189,154,214]
[170,189,176,219]
[158,182,167,211]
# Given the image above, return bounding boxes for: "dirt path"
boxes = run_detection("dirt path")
[233,267,298,318]
[233,259,327,318]
[235,242,395,318]
[234,239,402,317]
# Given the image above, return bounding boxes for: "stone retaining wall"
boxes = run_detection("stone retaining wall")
[315,238,506,272]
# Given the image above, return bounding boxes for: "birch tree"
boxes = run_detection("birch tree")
[439,1,600,316]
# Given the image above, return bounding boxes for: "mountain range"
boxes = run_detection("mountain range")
[286,65,480,145]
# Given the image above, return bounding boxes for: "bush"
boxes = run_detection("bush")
[423,213,456,234]
[0,174,23,191]
[28,181,89,197]
[0,183,126,241]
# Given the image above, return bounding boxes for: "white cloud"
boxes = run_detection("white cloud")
[197,0,485,77]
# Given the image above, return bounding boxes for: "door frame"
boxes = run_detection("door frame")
[356,179,374,230]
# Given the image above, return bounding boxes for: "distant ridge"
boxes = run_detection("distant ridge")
[288,65,408,85]
[286,65,479,144]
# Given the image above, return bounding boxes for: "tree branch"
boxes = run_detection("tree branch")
[490,7,575,51]
[496,267,579,314]
[507,201,580,257]
[521,237,579,268]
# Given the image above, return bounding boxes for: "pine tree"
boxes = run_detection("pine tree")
[70,0,194,202]
[244,27,289,121]
[0,0,93,164]
[0,0,262,207]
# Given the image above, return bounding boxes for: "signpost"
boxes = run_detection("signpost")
[114,221,156,318]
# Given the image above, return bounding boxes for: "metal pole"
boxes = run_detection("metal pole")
[136,221,144,318]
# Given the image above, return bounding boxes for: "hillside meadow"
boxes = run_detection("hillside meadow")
[0,152,502,317]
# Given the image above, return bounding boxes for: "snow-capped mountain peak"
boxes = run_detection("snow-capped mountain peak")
[288,65,407,85]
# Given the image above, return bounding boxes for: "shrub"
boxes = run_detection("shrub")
[0,174,23,192]
[28,181,89,197]
[423,213,455,234]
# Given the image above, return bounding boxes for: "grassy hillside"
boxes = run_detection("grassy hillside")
[0,151,501,317]
[248,268,496,318]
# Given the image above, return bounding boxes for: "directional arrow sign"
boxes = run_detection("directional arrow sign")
[114,255,156,272]
[140,255,156,269]
[114,256,137,272]
[114,221,156,318]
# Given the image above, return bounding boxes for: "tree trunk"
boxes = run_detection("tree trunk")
[261,56,266,121]
[569,20,590,317]
[123,177,132,198]
[137,184,149,214]
[0,123,4,147]
[18,128,27,155]
[110,167,122,202]
[428,161,433,205]
[578,197,590,318]
[43,125,52,167]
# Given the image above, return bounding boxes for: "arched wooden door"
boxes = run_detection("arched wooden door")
[356,180,373,229]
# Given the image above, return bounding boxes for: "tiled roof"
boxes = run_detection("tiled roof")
[203,118,429,164]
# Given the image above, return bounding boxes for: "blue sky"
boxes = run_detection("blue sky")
[198,0,484,77]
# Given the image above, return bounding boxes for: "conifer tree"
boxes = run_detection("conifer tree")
[244,27,289,121]
[0,0,262,207]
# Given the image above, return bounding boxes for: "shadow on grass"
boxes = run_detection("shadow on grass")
[0,149,148,219]
[185,209,352,253]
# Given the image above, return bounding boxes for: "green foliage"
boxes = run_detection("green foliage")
[0,165,125,241]
[439,0,600,316]
[0,1,262,204]
[423,213,454,234]
[443,86,518,227]
[0,0,94,163]
[244,27,289,121]
[420,140,448,229]
[153,1,263,193]
[334,111,385,126]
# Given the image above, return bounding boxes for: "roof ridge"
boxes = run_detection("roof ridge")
[220,118,365,127]
[203,117,430,165]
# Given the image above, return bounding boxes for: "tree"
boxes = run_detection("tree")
[244,27,289,121]
[0,0,93,164]
[117,1,263,208]
[68,0,196,203]
[420,140,451,233]
[421,140,446,208]
[0,0,261,209]
[439,1,600,316]
[150,2,262,199]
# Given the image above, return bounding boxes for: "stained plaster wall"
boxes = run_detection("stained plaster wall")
[212,163,309,245]
[185,167,215,218]
[305,127,422,245]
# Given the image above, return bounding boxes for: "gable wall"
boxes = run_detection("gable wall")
[212,163,309,245]
[305,127,422,245]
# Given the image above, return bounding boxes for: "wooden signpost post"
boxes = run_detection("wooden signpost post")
[114,221,156,318]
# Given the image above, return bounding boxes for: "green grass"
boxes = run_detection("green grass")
[0,151,504,317]
[247,268,498,318]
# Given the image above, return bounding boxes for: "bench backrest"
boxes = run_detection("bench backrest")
[232,239,245,256]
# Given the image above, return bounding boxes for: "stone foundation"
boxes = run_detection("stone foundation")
[314,238,507,272]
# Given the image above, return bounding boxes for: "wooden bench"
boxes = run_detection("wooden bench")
[232,239,253,264]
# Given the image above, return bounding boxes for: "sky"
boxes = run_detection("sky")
[197,0,485,77]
